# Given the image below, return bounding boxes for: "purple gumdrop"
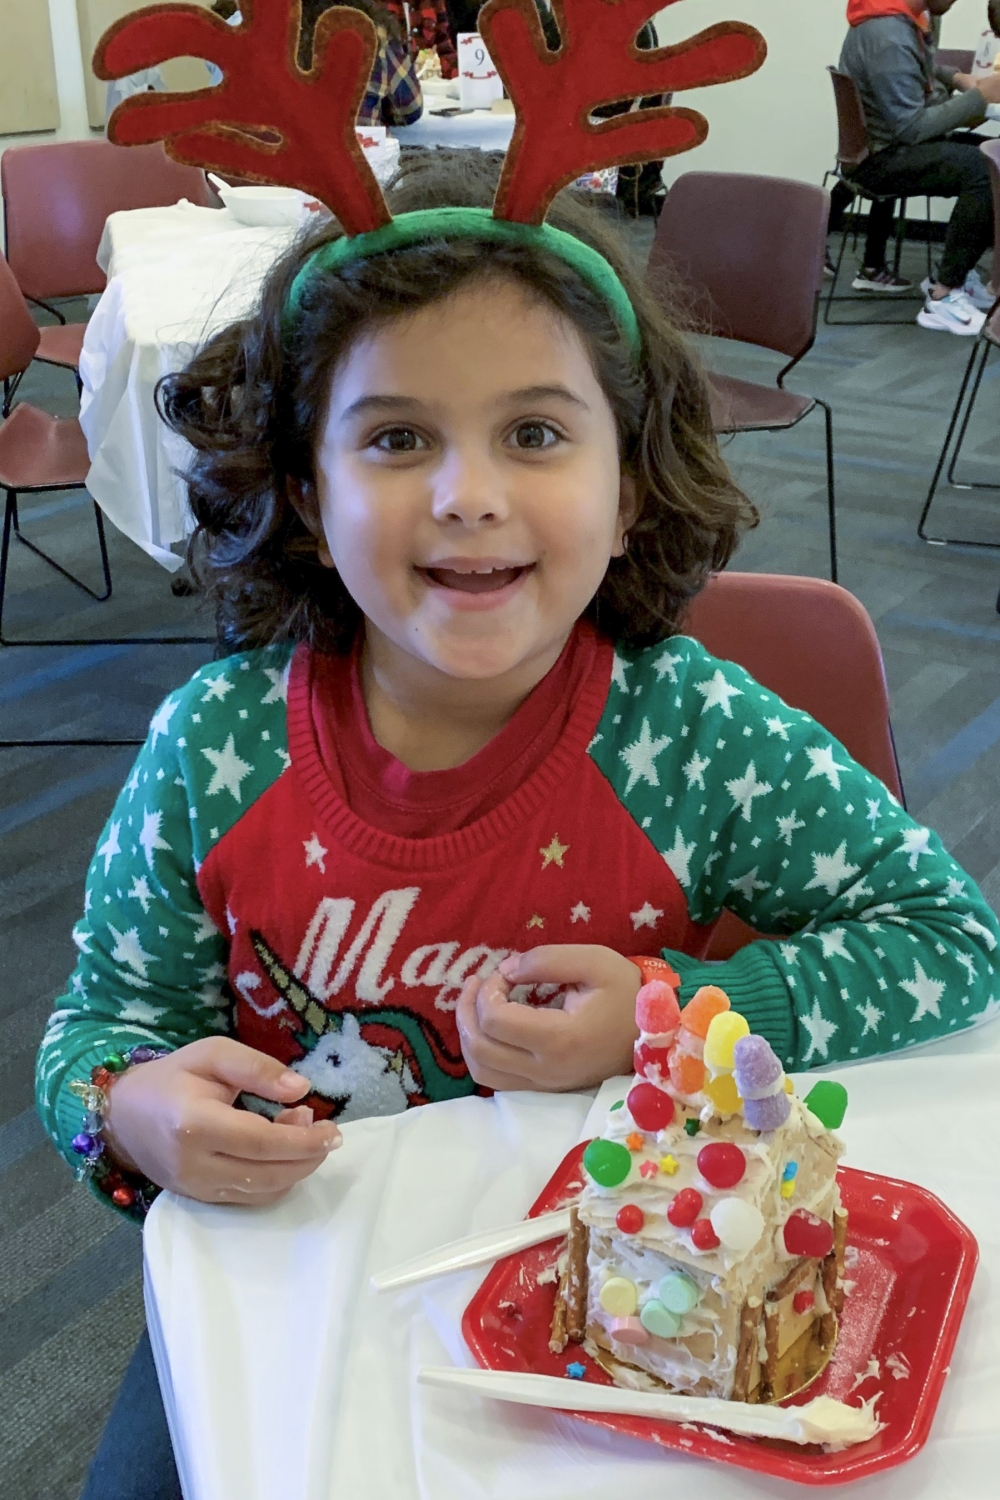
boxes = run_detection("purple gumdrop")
[733,1035,783,1099]
[743,1090,791,1133]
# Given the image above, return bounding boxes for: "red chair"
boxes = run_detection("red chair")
[685,571,904,960]
[648,171,838,582]
[0,254,107,655]
[1,140,214,375]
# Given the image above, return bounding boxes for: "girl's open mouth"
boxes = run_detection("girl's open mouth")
[419,564,534,594]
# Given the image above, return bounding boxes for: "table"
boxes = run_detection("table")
[394,107,515,152]
[143,1019,1000,1500]
[79,203,299,572]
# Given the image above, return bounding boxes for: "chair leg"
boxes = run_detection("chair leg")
[892,198,906,277]
[12,497,113,603]
[823,218,853,325]
[816,399,838,584]
[945,339,996,489]
[925,197,932,283]
[917,336,1000,548]
[0,490,14,642]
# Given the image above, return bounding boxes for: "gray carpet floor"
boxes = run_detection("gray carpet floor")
[2,234,999,1499]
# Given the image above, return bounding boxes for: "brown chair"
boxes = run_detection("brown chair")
[0,254,110,658]
[916,138,1000,552]
[1,140,213,373]
[649,171,838,581]
[824,67,931,324]
[685,570,904,960]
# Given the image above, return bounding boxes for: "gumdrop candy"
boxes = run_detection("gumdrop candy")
[703,1072,742,1116]
[783,1209,835,1259]
[599,1277,638,1317]
[697,1141,746,1190]
[658,1272,700,1314]
[704,1010,750,1073]
[743,1090,791,1133]
[667,1187,703,1228]
[616,1203,645,1234]
[640,1300,681,1339]
[669,1049,706,1096]
[627,1082,675,1133]
[691,1218,721,1250]
[680,986,731,1040]
[609,1316,649,1346]
[803,1080,849,1131]
[634,1040,671,1086]
[733,1035,783,1099]
[635,979,681,1037]
[583,1138,632,1188]
[710,1197,765,1252]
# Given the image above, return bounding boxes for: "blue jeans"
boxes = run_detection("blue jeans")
[81,1330,182,1500]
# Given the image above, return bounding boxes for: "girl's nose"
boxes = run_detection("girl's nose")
[431,446,510,526]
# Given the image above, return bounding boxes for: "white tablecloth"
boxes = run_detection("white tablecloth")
[394,108,515,152]
[79,203,299,571]
[144,1021,1000,1500]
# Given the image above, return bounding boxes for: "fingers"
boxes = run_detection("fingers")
[499,944,623,989]
[476,982,567,1052]
[274,1104,316,1127]
[205,1151,328,1199]
[192,1097,340,1162]
[184,1037,311,1104]
[457,976,547,1089]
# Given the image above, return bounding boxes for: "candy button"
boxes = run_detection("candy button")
[783,1209,835,1259]
[635,979,681,1036]
[793,1289,815,1315]
[691,1218,720,1251]
[697,1141,746,1190]
[667,1187,703,1227]
[703,1010,750,1072]
[743,1091,791,1133]
[627,1081,675,1133]
[599,1276,638,1317]
[609,1316,649,1346]
[710,1196,765,1252]
[658,1271,700,1314]
[583,1138,632,1188]
[703,1072,742,1115]
[640,1299,681,1339]
[616,1203,645,1234]
[804,1080,849,1130]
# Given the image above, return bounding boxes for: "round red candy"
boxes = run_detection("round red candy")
[635,980,681,1036]
[696,1141,746,1190]
[627,1082,675,1132]
[793,1289,815,1315]
[691,1218,720,1250]
[616,1203,645,1234]
[666,1187,703,1228]
[783,1210,835,1259]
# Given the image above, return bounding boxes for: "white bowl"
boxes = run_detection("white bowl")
[219,185,317,227]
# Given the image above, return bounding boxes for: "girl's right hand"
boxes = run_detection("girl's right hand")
[102,1037,341,1205]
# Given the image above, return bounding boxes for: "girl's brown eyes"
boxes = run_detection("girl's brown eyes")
[511,421,560,450]
[368,421,562,454]
[371,427,424,453]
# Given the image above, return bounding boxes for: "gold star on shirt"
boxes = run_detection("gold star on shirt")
[526,913,545,929]
[540,834,569,869]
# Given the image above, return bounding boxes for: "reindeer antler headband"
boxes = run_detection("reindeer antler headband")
[95,0,766,351]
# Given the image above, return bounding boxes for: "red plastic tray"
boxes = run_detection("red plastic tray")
[462,1141,978,1485]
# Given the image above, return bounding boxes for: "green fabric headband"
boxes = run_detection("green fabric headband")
[284,207,642,355]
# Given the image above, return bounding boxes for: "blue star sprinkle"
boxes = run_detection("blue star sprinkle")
[565,1362,587,1380]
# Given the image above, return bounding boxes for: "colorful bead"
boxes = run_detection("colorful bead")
[659,1154,679,1175]
[103,1053,127,1073]
[703,1010,750,1072]
[803,1080,849,1131]
[616,1203,645,1234]
[683,1118,700,1137]
[599,1276,639,1317]
[565,1361,587,1379]
[709,1197,765,1252]
[91,1067,113,1090]
[111,1185,135,1209]
[657,1271,700,1314]
[609,1316,649,1346]
[780,1180,796,1199]
[129,1045,159,1064]
[793,1289,815,1315]
[625,1131,645,1152]
[635,979,681,1037]
[783,1210,835,1259]
[667,1187,703,1228]
[697,1141,746,1190]
[703,1072,742,1116]
[71,1132,98,1156]
[583,1138,632,1188]
[691,1218,720,1251]
[640,1299,681,1339]
[627,1082,675,1133]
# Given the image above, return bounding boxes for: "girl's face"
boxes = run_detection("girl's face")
[306,276,633,683]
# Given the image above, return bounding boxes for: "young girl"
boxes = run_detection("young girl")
[38,150,997,1495]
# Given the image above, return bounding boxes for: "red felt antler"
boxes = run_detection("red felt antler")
[94,0,391,234]
[479,0,766,225]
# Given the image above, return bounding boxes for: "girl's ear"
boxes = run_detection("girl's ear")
[287,477,336,569]
[612,473,639,558]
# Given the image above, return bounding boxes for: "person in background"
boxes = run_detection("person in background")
[300,0,422,126]
[838,0,1000,335]
[972,0,1000,77]
[386,0,458,81]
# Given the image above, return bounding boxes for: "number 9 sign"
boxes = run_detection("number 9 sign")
[457,32,504,110]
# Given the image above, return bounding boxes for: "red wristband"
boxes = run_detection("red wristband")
[630,955,681,991]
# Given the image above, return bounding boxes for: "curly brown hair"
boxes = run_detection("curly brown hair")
[158,152,757,654]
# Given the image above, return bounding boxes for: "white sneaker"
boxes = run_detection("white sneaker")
[964,269,995,312]
[916,289,986,336]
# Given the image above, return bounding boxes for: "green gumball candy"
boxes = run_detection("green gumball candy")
[583,1138,632,1188]
[803,1080,848,1130]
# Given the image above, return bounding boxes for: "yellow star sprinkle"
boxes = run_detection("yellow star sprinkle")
[625,1132,645,1152]
[540,834,569,869]
[659,1154,679,1175]
[526,913,545,929]
[780,1179,796,1199]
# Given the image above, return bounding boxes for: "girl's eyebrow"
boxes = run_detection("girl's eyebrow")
[340,385,590,422]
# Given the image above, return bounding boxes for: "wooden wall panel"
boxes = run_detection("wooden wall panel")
[0,0,60,134]
[77,0,216,129]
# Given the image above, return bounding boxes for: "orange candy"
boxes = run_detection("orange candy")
[669,1051,706,1095]
[680,986,731,1039]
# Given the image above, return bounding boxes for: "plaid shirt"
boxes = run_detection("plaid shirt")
[386,0,458,80]
[359,36,423,126]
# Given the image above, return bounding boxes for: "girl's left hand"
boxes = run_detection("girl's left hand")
[456,946,642,1092]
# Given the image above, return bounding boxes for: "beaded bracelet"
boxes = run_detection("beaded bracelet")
[69,1045,170,1217]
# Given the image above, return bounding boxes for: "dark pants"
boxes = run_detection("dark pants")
[848,133,993,288]
[81,1330,182,1500]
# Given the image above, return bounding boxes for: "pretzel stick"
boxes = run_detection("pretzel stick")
[731,1295,763,1403]
[549,1274,569,1354]
[820,1207,849,1347]
[768,1257,815,1303]
[565,1206,590,1343]
[762,1301,781,1402]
